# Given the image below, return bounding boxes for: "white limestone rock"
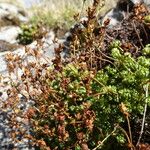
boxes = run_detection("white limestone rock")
[0,26,22,43]
[0,3,28,24]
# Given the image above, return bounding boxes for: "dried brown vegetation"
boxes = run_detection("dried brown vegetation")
[0,0,150,150]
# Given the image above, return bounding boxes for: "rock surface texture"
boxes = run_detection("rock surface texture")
[0,3,33,149]
[0,3,61,149]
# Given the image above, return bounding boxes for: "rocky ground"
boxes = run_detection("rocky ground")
[0,2,60,149]
[0,3,32,149]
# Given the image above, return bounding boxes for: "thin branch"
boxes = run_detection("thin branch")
[132,21,144,48]
[118,126,136,150]
[126,115,133,147]
[118,126,132,145]
[92,125,118,150]
[92,77,105,87]
[136,83,149,146]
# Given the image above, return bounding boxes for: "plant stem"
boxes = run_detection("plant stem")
[136,83,149,146]
[92,125,118,150]
[126,115,132,146]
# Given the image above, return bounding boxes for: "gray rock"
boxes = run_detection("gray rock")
[100,0,150,28]
[0,3,28,26]
[0,3,29,45]
[0,40,19,52]
[0,26,22,44]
